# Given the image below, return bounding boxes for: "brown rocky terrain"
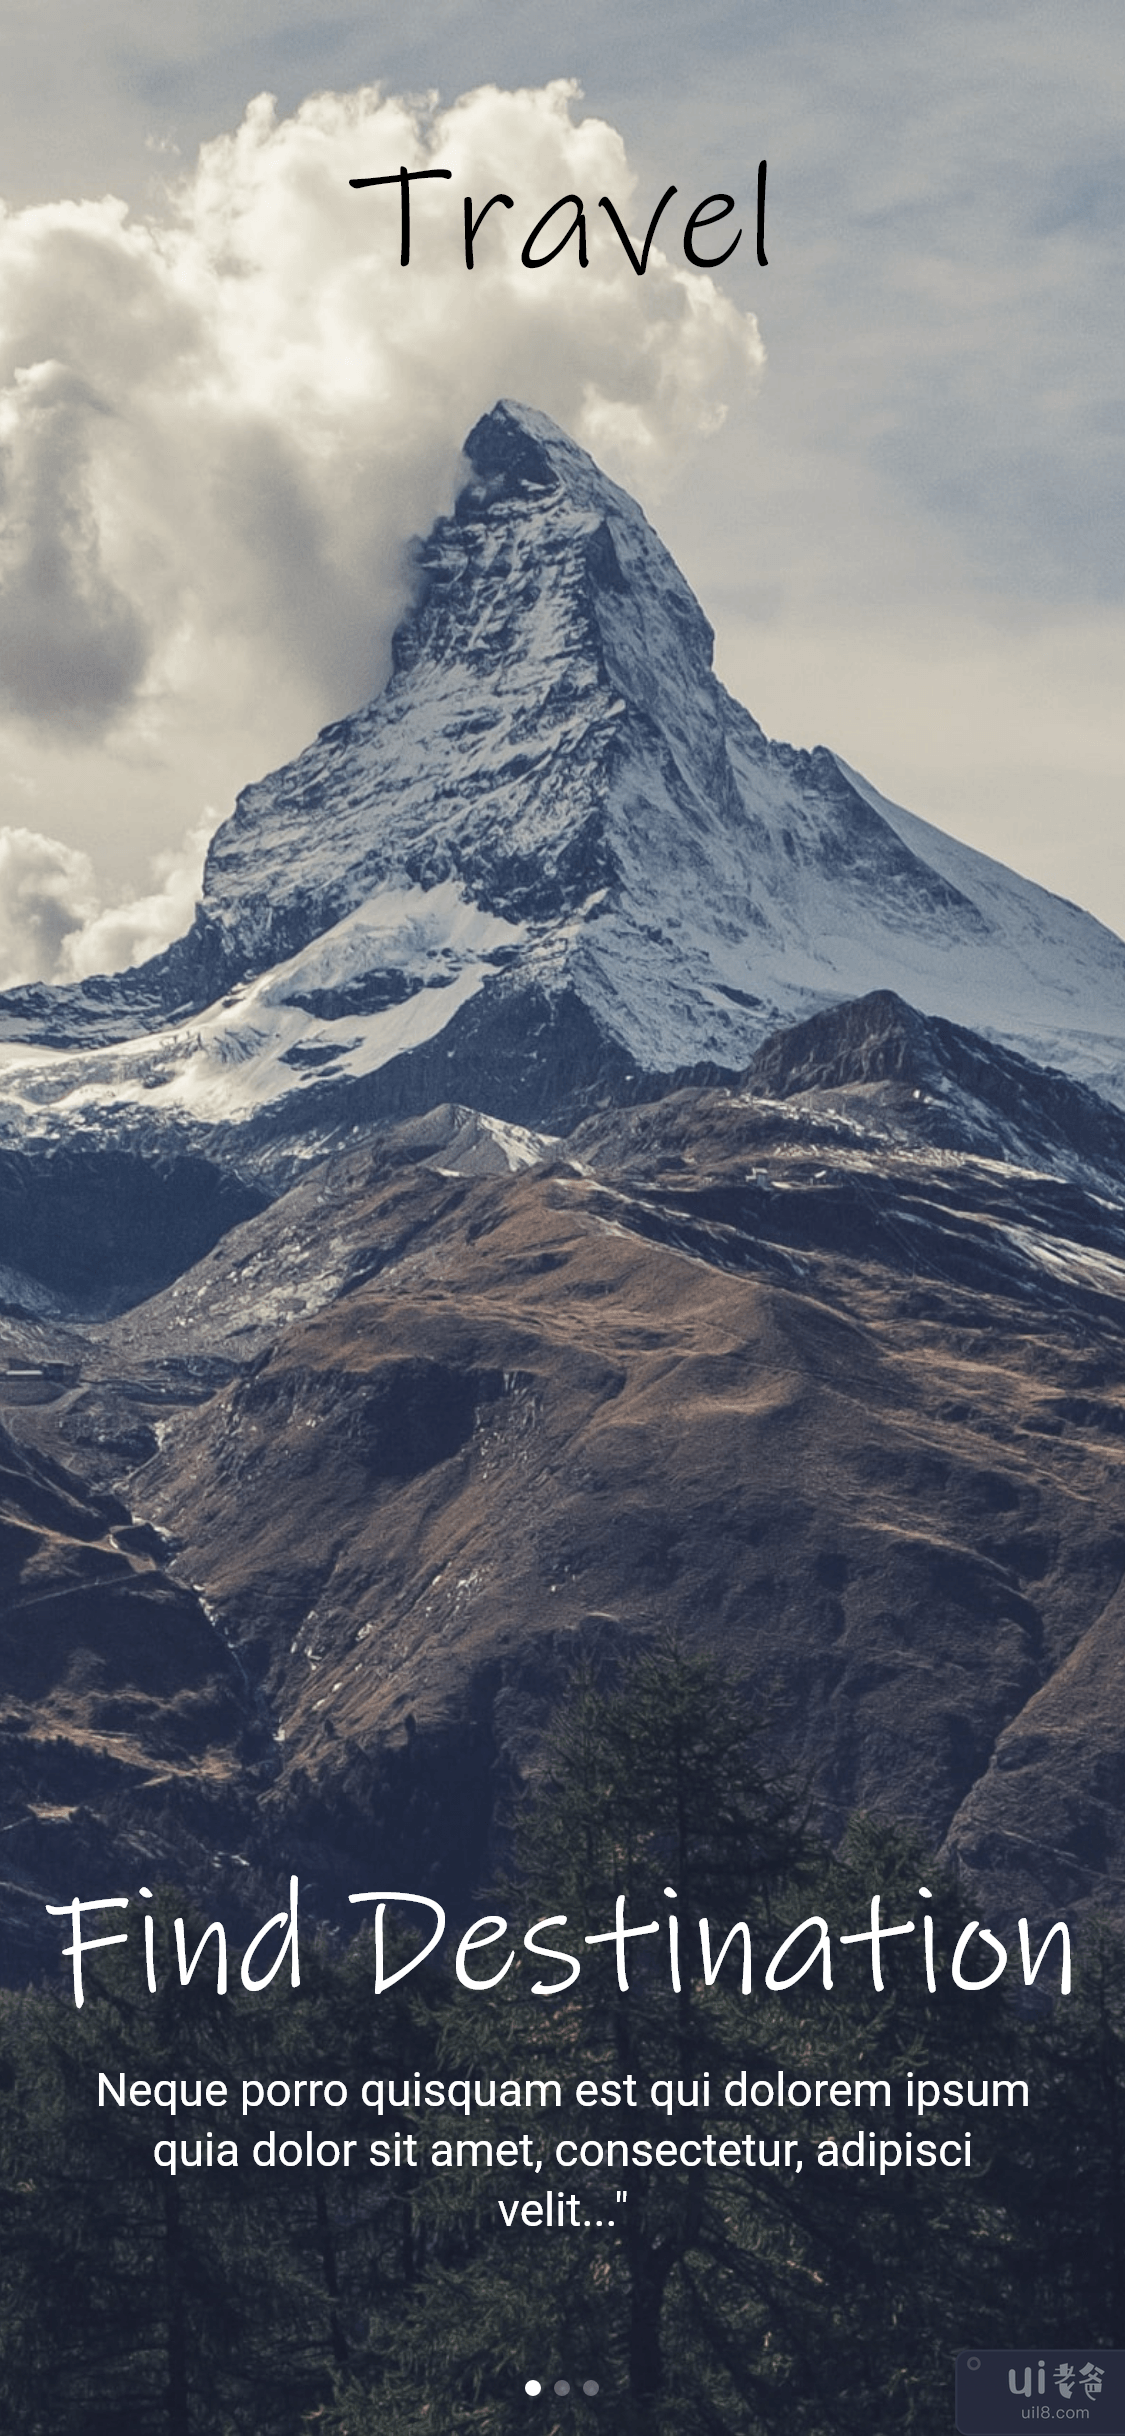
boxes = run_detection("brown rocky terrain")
[5,1004,1124,1969]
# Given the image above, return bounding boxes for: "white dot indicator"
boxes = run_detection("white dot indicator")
[525,2379,542,2396]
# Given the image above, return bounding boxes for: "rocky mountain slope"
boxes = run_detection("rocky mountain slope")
[3,990,1125,1969]
[0,1415,269,1979]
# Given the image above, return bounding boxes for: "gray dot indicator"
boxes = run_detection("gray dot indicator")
[554,2381,571,2396]
[583,2380,600,2396]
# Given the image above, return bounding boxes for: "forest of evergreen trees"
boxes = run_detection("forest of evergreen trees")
[2,1644,1121,2435]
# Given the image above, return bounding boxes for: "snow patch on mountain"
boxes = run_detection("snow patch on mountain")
[835,758,1125,1096]
[0,879,526,1130]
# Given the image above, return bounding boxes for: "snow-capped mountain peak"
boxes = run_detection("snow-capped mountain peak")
[3,397,1125,1155]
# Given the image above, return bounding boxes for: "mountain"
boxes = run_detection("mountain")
[3,986,1125,1971]
[3,404,1125,1972]
[2,398,1125,1255]
[746,988,1125,1189]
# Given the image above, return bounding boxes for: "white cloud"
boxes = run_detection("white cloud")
[0,359,148,731]
[59,816,211,979]
[0,817,210,984]
[0,826,97,983]
[0,79,762,984]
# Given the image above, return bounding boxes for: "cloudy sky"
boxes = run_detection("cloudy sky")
[0,0,1121,983]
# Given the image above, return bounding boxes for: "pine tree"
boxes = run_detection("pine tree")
[328,1638,817,2435]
